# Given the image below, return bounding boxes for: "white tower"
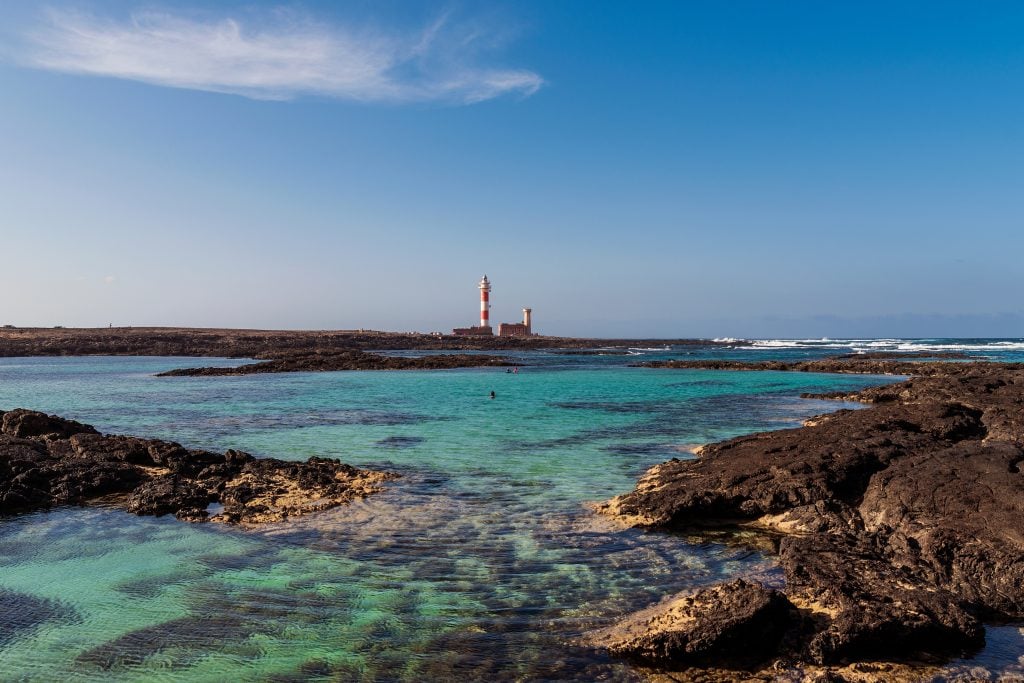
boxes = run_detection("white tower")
[479,275,492,329]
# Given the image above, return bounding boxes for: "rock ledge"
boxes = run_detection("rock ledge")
[595,361,1024,674]
[0,409,396,524]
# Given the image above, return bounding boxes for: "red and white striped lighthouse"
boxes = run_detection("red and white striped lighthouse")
[479,275,492,329]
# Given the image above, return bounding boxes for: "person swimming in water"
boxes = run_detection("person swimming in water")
[489,391,496,399]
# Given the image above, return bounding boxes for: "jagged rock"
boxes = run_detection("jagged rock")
[779,533,984,664]
[68,434,157,465]
[1,409,98,439]
[857,441,1024,618]
[598,362,1024,672]
[0,409,396,524]
[586,579,794,666]
[125,474,212,517]
[600,400,988,529]
[215,455,389,524]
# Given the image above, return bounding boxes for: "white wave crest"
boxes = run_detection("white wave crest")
[739,338,1024,353]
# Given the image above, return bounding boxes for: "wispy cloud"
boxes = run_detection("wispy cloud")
[17,7,543,104]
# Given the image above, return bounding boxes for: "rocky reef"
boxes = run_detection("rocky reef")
[637,357,983,375]
[0,409,395,524]
[595,361,1024,676]
[157,349,513,376]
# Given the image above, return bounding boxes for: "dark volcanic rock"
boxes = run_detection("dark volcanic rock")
[637,358,1017,377]
[1,409,98,439]
[833,351,972,360]
[0,326,732,358]
[156,350,513,376]
[779,532,984,664]
[0,409,396,524]
[587,579,794,666]
[598,362,1024,672]
[602,399,988,529]
[126,474,212,519]
[857,440,1024,618]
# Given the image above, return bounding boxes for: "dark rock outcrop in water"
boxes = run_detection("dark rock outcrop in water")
[0,409,396,524]
[637,357,978,375]
[157,349,512,376]
[596,362,1024,674]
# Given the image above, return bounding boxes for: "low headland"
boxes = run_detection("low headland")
[0,326,727,356]
[0,326,729,375]
[594,357,1024,678]
[0,409,396,524]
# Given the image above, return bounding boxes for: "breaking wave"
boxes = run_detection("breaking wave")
[741,338,1024,353]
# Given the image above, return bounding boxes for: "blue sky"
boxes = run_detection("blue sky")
[1,1,1021,338]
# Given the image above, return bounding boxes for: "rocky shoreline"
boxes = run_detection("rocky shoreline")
[593,360,1024,677]
[0,326,735,357]
[0,327,742,376]
[0,409,396,524]
[157,349,512,376]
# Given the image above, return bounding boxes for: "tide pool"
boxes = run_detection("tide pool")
[0,355,971,680]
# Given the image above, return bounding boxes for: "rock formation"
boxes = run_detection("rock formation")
[0,409,395,524]
[596,362,1024,674]
[156,349,512,376]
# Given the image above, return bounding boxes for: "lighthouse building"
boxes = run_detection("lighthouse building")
[452,276,494,336]
[452,276,535,337]
[497,309,532,337]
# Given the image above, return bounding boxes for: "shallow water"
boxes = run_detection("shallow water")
[0,348,1020,681]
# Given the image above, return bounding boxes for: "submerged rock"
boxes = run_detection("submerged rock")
[0,589,81,646]
[0,409,397,525]
[597,362,1024,672]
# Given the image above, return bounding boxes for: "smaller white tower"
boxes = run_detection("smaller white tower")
[523,308,532,335]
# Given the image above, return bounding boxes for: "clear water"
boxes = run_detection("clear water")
[0,344,1020,681]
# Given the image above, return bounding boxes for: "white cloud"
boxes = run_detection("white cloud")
[102,275,116,284]
[18,8,543,104]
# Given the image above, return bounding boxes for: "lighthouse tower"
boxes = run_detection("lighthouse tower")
[479,275,492,332]
[451,275,498,335]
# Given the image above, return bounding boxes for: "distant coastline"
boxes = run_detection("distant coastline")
[0,326,739,358]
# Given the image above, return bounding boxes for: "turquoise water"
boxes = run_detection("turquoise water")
[0,352,1018,680]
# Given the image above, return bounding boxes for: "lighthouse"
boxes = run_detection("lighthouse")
[479,275,492,330]
[452,275,496,335]
[452,274,536,336]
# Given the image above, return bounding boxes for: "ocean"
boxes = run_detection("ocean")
[0,339,1021,681]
